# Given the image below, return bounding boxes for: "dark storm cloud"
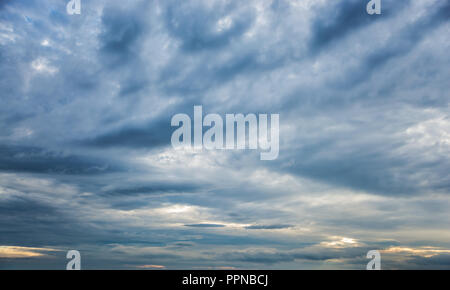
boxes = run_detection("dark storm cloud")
[406,254,450,270]
[282,148,416,195]
[163,0,254,52]
[0,0,11,9]
[0,145,118,175]
[245,224,292,230]
[271,1,450,197]
[0,197,94,246]
[310,0,377,53]
[219,241,428,267]
[184,224,225,228]
[154,1,294,96]
[309,0,413,53]
[344,0,450,87]
[99,5,145,67]
[277,134,450,196]
[169,241,195,247]
[220,247,369,265]
[79,119,172,149]
[104,183,202,196]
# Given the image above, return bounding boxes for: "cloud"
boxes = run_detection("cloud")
[163,0,255,52]
[135,264,166,269]
[0,0,448,269]
[0,145,118,175]
[99,3,147,67]
[184,224,225,228]
[245,224,292,230]
[79,119,172,149]
[406,254,450,270]
[103,183,202,196]
[0,246,60,258]
[309,0,380,53]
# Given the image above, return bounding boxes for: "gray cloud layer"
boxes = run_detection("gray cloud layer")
[0,0,449,269]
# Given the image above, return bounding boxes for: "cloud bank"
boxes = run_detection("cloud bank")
[0,0,449,269]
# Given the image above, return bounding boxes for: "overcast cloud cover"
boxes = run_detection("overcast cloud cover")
[0,0,449,269]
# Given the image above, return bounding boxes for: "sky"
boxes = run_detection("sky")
[0,0,449,269]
